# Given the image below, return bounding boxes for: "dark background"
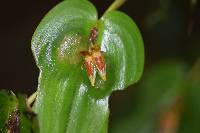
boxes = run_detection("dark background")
[0,0,200,130]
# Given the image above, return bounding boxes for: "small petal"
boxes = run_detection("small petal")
[92,51,106,81]
[84,55,96,86]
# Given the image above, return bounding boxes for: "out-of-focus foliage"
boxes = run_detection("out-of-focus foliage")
[110,60,187,133]
[110,58,200,133]
[143,0,199,62]
[109,0,200,131]
[178,59,200,133]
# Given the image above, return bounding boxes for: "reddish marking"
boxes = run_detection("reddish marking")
[94,53,105,72]
[80,51,90,56]
[84,56,95,77]
[89,27,98,44]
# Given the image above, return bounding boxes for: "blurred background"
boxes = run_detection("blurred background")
[0,0,199,132]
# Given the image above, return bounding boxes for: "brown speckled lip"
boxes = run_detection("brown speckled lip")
[6,109,20,133]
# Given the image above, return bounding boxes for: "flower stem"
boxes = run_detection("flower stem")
[27,91,37,106]
[104,0,126,14]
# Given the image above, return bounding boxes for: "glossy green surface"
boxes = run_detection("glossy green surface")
[31,0,144,132]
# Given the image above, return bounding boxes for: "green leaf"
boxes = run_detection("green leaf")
[31,0,144,133]
[99,10,144,91]
[0,90,18,133]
